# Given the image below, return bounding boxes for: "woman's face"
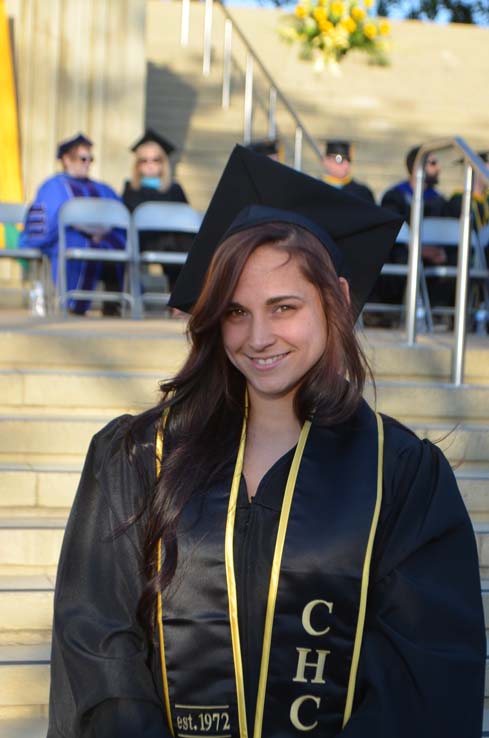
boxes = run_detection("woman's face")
[136,142,165,178]
[221,245,331,404]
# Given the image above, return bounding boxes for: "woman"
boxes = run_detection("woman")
[48,146,485,738]
[122,128,190,290]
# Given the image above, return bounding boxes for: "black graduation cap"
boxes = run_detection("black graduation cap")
[169,145,402,318]
[130,128,176,155]
[325,140,353,162]
[246,139,280,157]
[56,133,93,159]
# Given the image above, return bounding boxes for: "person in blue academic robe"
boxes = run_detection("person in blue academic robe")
[20,132,125,314]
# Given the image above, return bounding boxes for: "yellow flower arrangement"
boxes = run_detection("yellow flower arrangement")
[279,0,391,66]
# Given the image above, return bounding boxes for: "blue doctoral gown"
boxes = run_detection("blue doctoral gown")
[19,173,125,312]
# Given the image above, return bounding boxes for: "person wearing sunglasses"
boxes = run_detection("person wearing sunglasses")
[20,132,125,315]
[369,146,449,325]
[122,128,190,293]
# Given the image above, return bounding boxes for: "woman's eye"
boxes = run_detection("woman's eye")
[227,307,246,318]
[275,304,294,313]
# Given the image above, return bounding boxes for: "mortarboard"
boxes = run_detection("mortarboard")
[130,128,176,155]
[325,140,353,162]
[246,139,280,157]
[57,133,93,159]
[169,145,402,318]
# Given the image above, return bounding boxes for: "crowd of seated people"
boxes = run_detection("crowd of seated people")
[14,130,489,325]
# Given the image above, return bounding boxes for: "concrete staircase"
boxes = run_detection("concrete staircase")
[145,1,489,210]
[0,314,488,736]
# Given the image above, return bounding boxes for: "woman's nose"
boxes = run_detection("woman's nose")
[248,315,275,351]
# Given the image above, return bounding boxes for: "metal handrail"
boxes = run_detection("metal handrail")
[405,137,489,385]
[182,0,324,170]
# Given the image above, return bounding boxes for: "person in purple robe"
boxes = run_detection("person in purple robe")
[19,133,125,314]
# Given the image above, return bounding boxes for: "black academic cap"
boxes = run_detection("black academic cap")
[130,128,176,155]
[325,140,353,161]
[169,145,402,318]
[57,133,93,159]
[246,138,280,157]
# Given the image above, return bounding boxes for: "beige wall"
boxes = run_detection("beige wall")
[6,0,147,200]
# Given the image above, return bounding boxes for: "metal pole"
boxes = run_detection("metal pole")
[243,53,253,144]
[405,161,425,344]
[294,127,303,171]
[222,19,232,109]
[451,164,474,385]
[268,87,277,139]
[180,0,190,46]
[203,0,213,77]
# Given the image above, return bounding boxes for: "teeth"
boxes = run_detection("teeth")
[255,355,282,366]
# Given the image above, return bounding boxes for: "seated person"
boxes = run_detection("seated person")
[19,133,125,315]
[374,146,452,319]
[246,138,283,162]
[122,128,190,290]
[322,140,375,203]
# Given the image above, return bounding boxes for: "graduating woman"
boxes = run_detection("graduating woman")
[48,146,485,738]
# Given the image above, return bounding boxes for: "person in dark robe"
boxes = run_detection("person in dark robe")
[122,128,190,291]
[371,146,451,321]
[47,145,485,738]
[19,132,125,315]
[322,140,375,204]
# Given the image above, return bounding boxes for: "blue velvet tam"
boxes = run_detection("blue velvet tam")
[57,133,93,159]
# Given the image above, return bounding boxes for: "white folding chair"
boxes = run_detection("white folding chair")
[361,222,433,331]
[422,217,489,328]
[57,198,139,317]
[131,201,203,314]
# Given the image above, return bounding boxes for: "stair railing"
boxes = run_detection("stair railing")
[180,0,323,171]
[406,137,489,385]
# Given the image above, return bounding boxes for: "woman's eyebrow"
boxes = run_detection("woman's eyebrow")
[266,294,303,305]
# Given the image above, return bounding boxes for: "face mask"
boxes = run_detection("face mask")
[141,176,161,189]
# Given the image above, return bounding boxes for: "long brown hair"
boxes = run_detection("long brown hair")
[130,222,371,633]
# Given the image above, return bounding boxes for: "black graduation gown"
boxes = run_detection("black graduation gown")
[47,412,485,738]
[121,182,191,288]
[122,182,188,213]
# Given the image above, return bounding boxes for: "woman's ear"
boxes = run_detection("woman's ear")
[338,277,351,306]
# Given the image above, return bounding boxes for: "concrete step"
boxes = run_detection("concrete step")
[1,577,489,647]
[0,644,50,709]
[0,519,65,575]
[1,319,489,384]
[0,576,54,645]
[1,640,488,716]
[0,368,161,412]
[3,368,489,422]
[0,464,81,511]
[1,414,488,464]
[0,717,48,738]
[1,461,488,520]
[0,509,488,576]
